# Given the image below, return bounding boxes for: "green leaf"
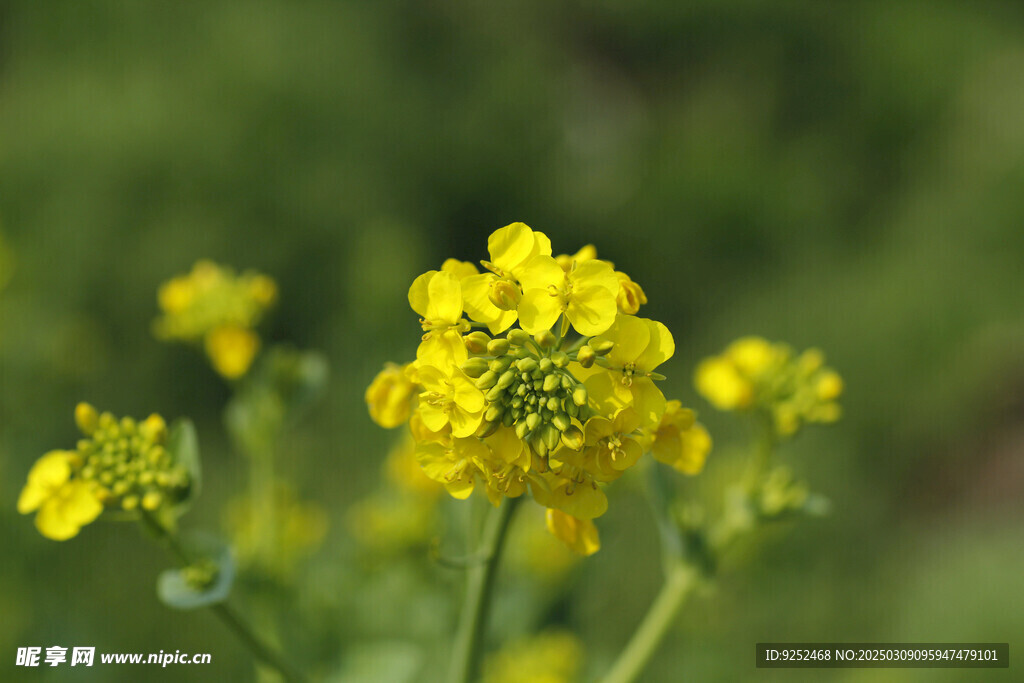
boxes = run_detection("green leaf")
[166,418,201,516]
[157,535,234,610]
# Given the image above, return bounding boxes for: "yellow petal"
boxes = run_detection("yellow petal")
[546,508,600,556]
[517,288,563,335]
[488,223,537,274]
[441,258,479,279]
[407,270,437,319]
[599,315,649,366]
[695,357,752,410]
[448,406,483,438]
[635,319,675,371]
[565,284,618,336]
[18,452,72,514]
[426,271,463,324]
[35,500,83,540]
[517,254,565,292]
[205,325,260,379]
[630,377,667,427]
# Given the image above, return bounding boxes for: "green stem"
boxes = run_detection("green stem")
[599,561,701,683]
[143,513,306,683]
[447,496,520,683]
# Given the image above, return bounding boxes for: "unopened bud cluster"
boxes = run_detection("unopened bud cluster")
[73,403,190,512]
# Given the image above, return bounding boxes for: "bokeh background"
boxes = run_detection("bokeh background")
[1,1,1022,681]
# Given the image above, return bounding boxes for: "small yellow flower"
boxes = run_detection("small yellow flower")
[461,223,551,334]
[585,314,674,426]
[204,324,260,379]
[545,508,600,556]
[416,436,489,499]
[483,629,583,683]
[366,363,417,428]
[408,270,470,368]
[154,260,275,379]
[695,337,843,436]
[17,451,102,541]
[574,408,644,479]
[416,364,485,438]
[694,355,752,410]
[517,256,619,336]
[614,271,648,315]
[643,400,711,475]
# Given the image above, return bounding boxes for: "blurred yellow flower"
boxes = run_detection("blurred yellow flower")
[545,508,599,556]
[366,362,417,428]
[154,260,276,379]
[642,400,711,475]
[695,337,843,436]
[17,451,102,541]
[204,324,260,379]
[483,629,583,683]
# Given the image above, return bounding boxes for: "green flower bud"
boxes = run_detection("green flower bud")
[485,386,505,402]
[487,338,510,356]
[475,370,499,390]
[515,419,530,439]
[552,412,571,431]
[462,357,491,378]
[484,404,504,422]
[533,437,549,457]
[560,425,584,450]
[464,331,492,354]
[542,424,561,450]
[577,345,596,368]
[516,357,539,373]
[590,339,615,356]
[542,373,560,393]
[546,396,561,412]
[502,411,515,427]
[572,385,589,406]
[489,356,513,373]
[525,413,542,432]
[551,351,569,368]
[476,420,500,438]
[534,330,557,348]
[496,370,517,390]
[538,357,554,373]
[507,329,531,346]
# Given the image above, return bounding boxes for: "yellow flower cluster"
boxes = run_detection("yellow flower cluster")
[18,403,191,540]
[366,223,711,554]
[695,337,843,436]
[154,260,277,379]
[482,629,583,683]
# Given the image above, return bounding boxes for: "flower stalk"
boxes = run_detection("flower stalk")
[447,495,521,683]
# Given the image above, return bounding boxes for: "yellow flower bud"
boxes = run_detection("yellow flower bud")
[464,331,491,354]
[488,279,522,311]
[75,402,99,436]
[577,345,596,368]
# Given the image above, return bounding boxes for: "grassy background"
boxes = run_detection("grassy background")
[1,1,1022,680]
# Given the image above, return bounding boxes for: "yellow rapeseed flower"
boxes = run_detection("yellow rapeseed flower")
[545,508,600,556]
[366,362,417,428]
[409,269,470,369]
[642,400,711,475]
[695,337,843,436]
[204,324,260,379]
[17,451,102,541]
[517,256,618,336]
[154,260,276,379]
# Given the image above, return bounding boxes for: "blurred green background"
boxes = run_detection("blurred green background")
[1,1,1022,681]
